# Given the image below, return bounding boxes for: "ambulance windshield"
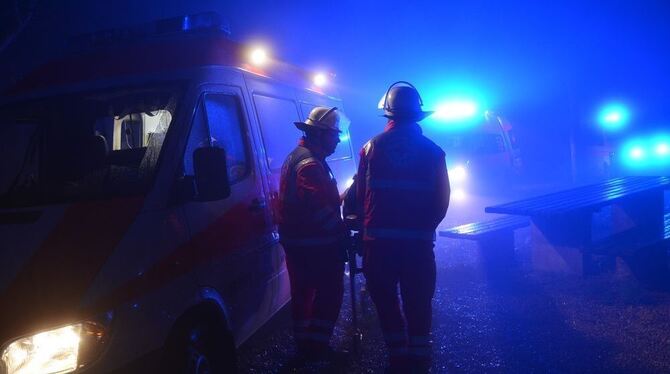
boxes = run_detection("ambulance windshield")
[442,133,507,156]
[0,85,180,208]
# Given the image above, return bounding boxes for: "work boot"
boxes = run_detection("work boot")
[384,358,410,374]
[409,358,431,374]
[384,364,409,374]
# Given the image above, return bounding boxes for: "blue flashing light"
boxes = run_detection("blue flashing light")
[630,147,645,160]
[433,100,478,122]
[70,12,231,49]
[339,133,350,142]
[179,12,231,34]
[597,103,630,131]
[620,133,670,170]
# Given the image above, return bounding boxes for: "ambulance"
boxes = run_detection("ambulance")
[0,12,356,373]
[430,110,522,199]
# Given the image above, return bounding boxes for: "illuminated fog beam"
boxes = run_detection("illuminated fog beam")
[433,100,478,122]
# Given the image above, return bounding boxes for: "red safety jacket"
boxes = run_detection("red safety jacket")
[356,121,450,241]
[278,138,345,247]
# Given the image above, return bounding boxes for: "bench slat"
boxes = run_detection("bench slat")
[494,177,653,214]
[486,176,670,216]
[499,177,645,213]
[439,215,529,239]
[538,180,665,215]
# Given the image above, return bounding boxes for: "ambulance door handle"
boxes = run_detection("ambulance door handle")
[248,198,266,212]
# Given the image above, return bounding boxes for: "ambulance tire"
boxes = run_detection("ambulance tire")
[162,304,237,374]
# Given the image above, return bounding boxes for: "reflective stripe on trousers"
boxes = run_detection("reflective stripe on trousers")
[408,335,432,358]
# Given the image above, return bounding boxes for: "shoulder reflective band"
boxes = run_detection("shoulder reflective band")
[295,157,318,172]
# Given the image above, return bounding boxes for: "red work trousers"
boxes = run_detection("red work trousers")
[364,239,436,370]
[284,245,344,352]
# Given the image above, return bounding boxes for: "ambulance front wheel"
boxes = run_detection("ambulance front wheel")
[163,305,237,373]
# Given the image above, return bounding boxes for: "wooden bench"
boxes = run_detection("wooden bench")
[484,176,670,279]
[439,215,530,266]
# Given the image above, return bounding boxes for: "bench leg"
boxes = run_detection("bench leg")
[478,230,515,276]
[530,213,591,274]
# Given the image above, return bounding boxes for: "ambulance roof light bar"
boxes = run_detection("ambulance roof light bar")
[70,12,231,49]
[158,12,231,34]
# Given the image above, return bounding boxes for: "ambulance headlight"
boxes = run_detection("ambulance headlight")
[450,164,467,183]
[1,321,109,374]
[451,188,466,202]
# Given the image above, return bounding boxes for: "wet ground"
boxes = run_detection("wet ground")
[238,190,670,373]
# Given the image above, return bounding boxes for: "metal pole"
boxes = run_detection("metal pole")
[345,215,363,353]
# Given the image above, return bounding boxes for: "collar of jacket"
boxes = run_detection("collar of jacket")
[298,137,328,160]
[384,120,423,135]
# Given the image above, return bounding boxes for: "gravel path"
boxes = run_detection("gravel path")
[239,206,670,373]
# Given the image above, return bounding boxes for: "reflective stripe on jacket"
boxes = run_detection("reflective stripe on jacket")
[356,121,450,241]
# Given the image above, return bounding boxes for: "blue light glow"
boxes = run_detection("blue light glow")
[597,103,630,131]
[433,100,478,122]
[619,133,670,170]
[630,147,644,159]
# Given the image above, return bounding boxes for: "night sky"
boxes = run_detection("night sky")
[2,0,669,180]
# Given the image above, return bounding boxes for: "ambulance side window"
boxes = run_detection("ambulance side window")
[184,93,248,184]
[253,94,301,171]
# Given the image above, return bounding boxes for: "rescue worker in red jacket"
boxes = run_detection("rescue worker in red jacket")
[278,106,346,359]
[356,82,450,373]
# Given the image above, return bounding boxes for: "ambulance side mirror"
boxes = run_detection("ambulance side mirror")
[193,146,231,201]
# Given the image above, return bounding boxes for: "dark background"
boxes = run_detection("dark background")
[2,0,669,183]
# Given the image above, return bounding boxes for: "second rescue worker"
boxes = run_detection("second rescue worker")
[356,82,450,373]
[277,106,346,360]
